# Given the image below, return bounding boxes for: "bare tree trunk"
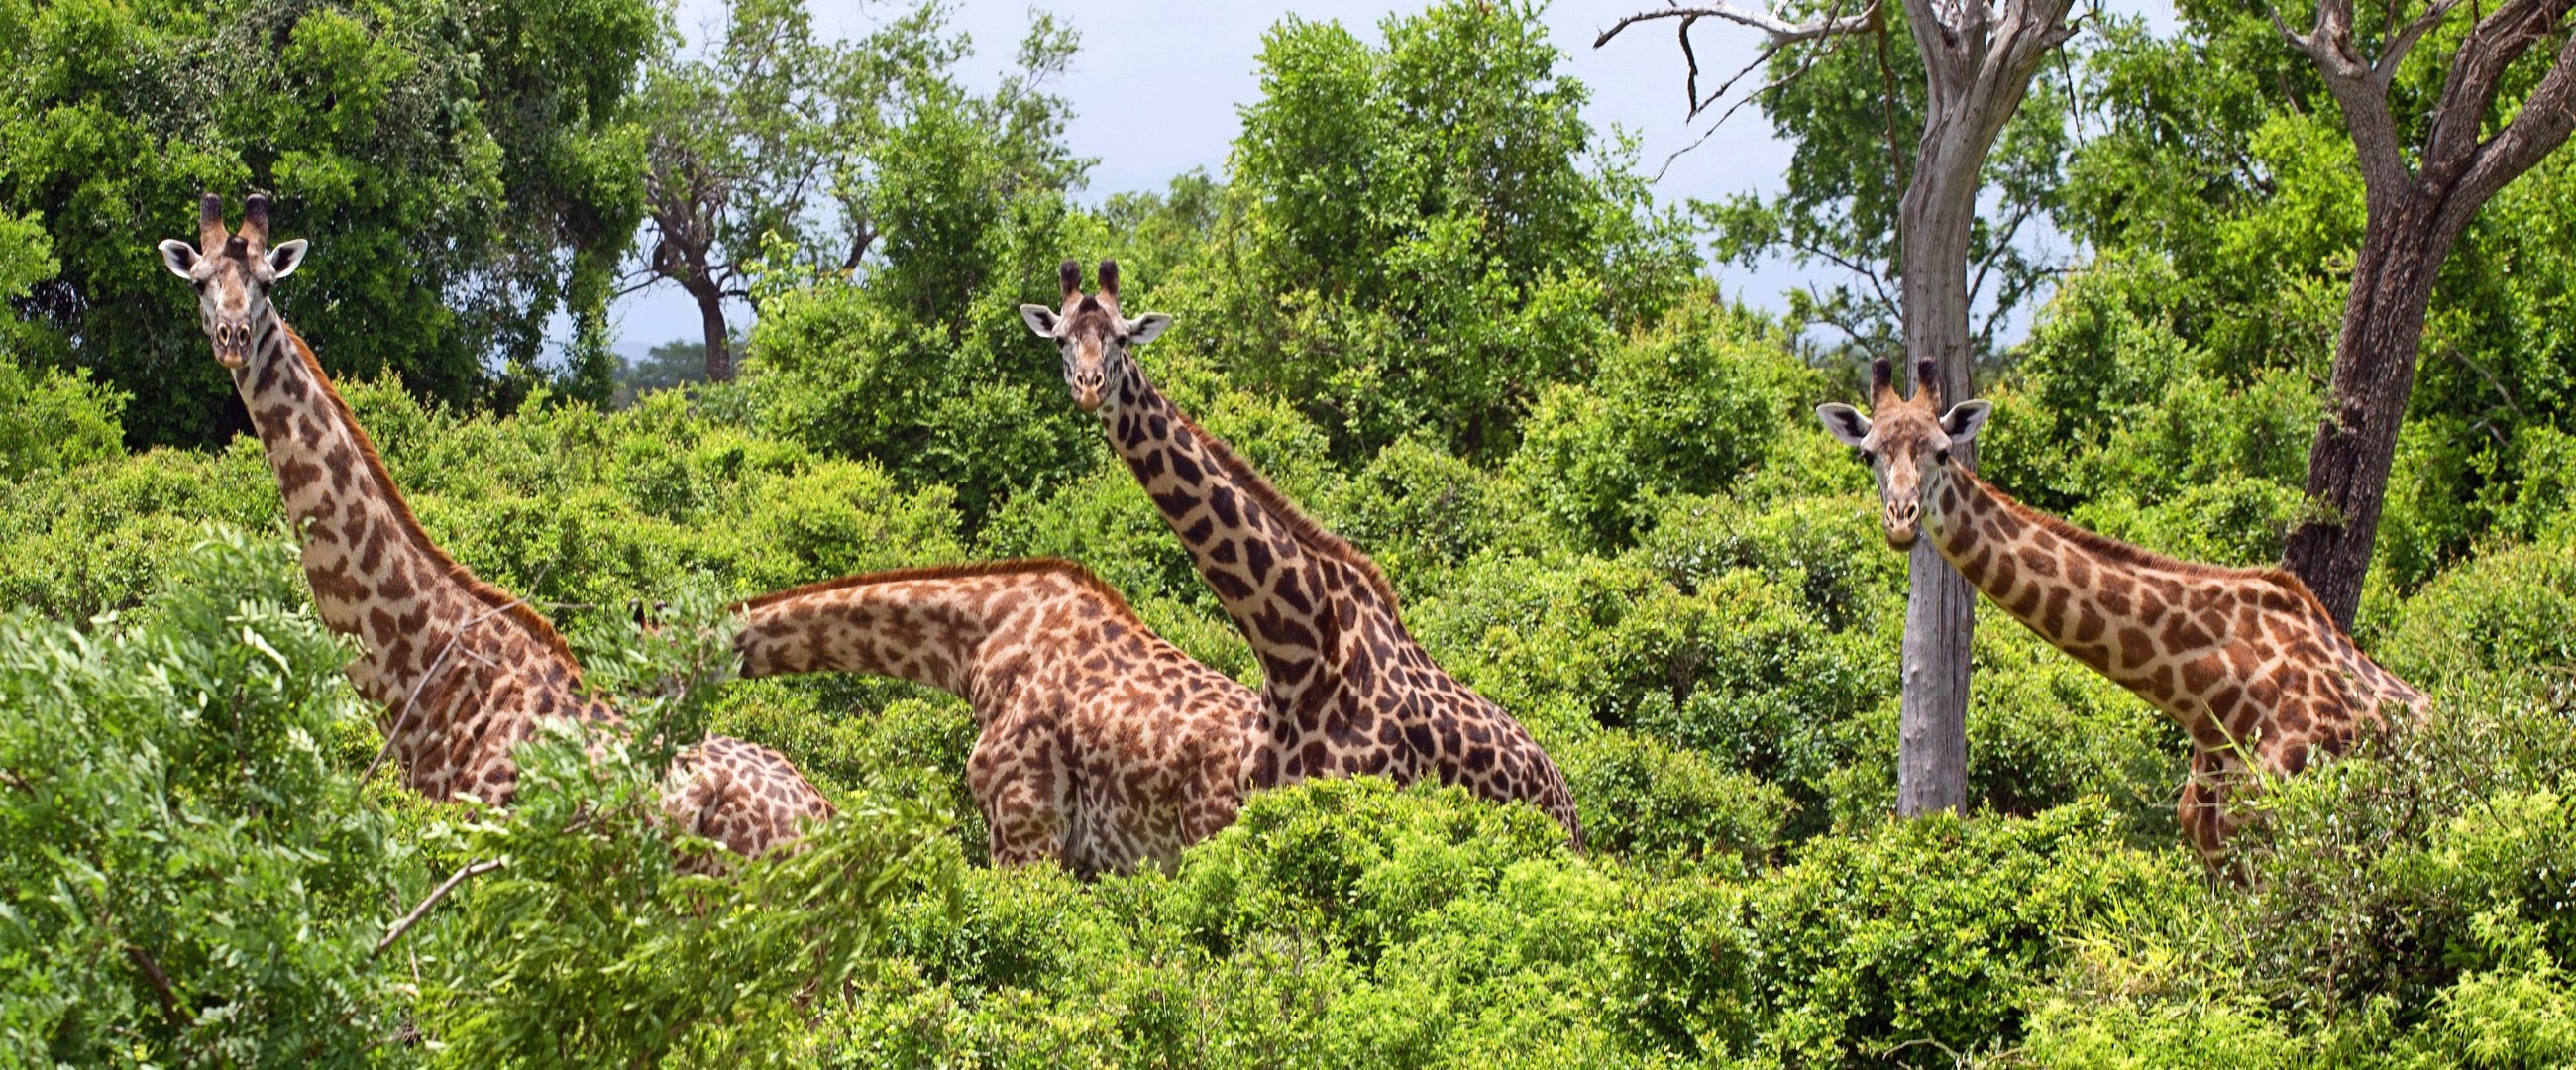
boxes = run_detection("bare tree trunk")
[1894,129,1983,816]
[1888,0,2075,816]
[1600,0,2076,815]
[2282,206,2446,627]
[684,275,733,383]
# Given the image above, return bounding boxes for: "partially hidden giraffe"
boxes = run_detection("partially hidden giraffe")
[731,560,1266,877]
[158,194,829,859]
[1817,357,2427,862]
[1020,260,1584,846]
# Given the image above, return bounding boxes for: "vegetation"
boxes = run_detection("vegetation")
[6,0,2576,1066]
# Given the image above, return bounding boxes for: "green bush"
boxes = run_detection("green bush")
[1508,302,1818,550]
[0,529,408,1064]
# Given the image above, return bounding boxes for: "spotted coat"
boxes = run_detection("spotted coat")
[1021,261,1583,846]
[160,195,830,861]
[1820,357,2426,865]
[734,561,1265,876]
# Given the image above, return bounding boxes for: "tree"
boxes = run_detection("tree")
[2269,0,2576,627]
[1216,1,1698,462]
[0,0,658,445]
[739,13,1092,528]
[628,0,1072,382]
[1603,0,2082,815]
[0,531,412,1063]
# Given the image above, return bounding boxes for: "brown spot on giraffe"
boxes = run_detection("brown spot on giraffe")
[160,195,830,865]
[1022,261,1582,847]
[1817,356,2426,868]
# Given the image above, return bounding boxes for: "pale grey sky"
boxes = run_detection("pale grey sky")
[611,0,2177,357]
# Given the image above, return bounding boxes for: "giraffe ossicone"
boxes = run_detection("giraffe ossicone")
[1024,259,1584,847]
[1819,356,2427,864]
[159,193,831,862]
[732,559,1266,877]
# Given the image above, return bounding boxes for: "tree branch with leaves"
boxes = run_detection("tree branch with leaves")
[2266,0,2576,625]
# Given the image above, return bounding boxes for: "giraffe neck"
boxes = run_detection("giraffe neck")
[1101,366,1395,709]
[230,308,591,760]
[1921,462,2423,715]
[1924,463,2184,686]
[734,563,1129,721]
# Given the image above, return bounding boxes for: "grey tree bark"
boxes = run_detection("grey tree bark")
[2273,0,2576,628]
[1601,0,2077,815]
[1890,0,2078,815]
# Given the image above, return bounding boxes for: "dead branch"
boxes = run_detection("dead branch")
[375,859,505,958]
[1596,3,1874,50]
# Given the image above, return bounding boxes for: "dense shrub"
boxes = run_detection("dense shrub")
[0,530,409,1063]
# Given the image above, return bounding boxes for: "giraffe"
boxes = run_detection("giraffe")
[731,559,1266,877]
[1816,357,2427,863]
[1019,260,1584,846]
[156,193,829,859]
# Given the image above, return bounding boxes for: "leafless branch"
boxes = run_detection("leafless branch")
[1644,2,1871,177]
[376,859,505,958]
[1965,197,2041,310]
[1596,3,1873,51]
[361,571,548,790]
[1787,233,1901,316]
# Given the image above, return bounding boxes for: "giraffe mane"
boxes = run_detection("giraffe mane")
[1966,465,2341,621]
[280,323,582,670]
[731,557,1147,625]
[1163,403,1408,616]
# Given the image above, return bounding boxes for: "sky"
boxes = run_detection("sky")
[611,0,2179,358]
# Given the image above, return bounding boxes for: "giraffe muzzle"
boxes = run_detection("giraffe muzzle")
[210,321,254,369]
[1883,501,1921,549]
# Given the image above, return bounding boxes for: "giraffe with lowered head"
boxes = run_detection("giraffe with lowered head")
[1020,260,1582,845]
[158,193,829,859]
[732,559,1266,877]
[1817,357,2427,863]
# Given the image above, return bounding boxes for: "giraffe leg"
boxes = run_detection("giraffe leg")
[2178,751,2245,879]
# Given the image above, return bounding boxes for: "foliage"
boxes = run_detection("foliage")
[1195,0,1698,461]
[13,1,2576,1063]
[0,529,409,1064]
[0,212,125,480]
[411,638,961,1067]
[0,0,660,444]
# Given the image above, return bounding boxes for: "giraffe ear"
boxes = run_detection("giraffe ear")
[1816,403,1873,450]
[265,238,308,279]
[1127,313,1172,346]
[158,239,200,279]
[1020,304,1060,338]
[1939,400,1992,444]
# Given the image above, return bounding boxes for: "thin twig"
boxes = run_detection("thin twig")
[376,859,504,959]
[360,574,549,789]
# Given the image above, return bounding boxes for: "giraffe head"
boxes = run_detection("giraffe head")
[1815,357,1993,549]
[157,193,309,370]
[1019,259,1171,414]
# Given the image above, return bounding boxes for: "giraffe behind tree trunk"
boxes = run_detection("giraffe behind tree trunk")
[1819,358,2426,865]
